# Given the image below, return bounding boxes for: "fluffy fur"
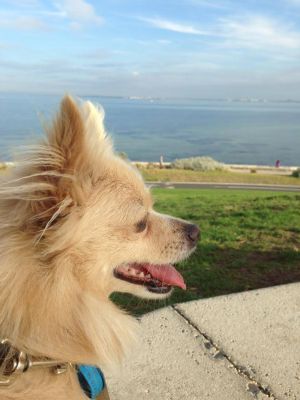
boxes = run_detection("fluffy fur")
[0,96,196,399]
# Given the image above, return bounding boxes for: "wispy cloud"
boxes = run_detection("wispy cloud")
[221,15,300,50]
[138,17,210,35]
[138,13,300,52]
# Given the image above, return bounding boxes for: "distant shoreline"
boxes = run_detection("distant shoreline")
[1,92,300,103]
[1,160,298,175]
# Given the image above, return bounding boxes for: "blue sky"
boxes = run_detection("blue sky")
[1,0,300,98]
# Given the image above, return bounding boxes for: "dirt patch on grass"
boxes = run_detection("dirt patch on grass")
[180,244,300,299]
[213,247,300,290]
[236,264,300,287]
[260,268,300,286]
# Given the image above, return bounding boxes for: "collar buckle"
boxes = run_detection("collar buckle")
[0,338,25,386]
[0,338,70,386]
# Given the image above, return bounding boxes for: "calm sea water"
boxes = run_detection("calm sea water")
[0,93,299,166]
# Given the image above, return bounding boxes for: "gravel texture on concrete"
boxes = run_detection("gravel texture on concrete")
[106,283,299,399]
[177,283,300,400]
[106,306,274,400]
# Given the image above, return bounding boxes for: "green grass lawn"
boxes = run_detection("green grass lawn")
[140,167,300,186]
[111,188,300,315]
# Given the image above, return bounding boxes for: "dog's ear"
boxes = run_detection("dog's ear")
[1,96,112,240]
[48,96,111,175]
[28,96,111,237]
[48,95,85,173]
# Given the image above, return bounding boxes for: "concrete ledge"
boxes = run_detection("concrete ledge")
[134,161,298,175]
[106,283,300,400]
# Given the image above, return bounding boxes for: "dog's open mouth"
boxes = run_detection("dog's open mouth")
[114,263,186,294]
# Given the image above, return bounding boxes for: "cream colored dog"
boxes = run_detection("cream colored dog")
[0,96,199,399]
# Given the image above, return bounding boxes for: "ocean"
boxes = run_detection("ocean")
[0,93,299,166]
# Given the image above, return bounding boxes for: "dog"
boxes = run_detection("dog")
[0,96,199,399]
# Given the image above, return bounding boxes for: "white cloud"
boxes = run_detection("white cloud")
[139,17,210,35]
[0,0,103,31]
[221,15,300,50]
[54,0,103,26]
[0,14,48,30]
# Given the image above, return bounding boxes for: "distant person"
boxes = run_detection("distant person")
[159,155,164,169]
[275,160,281,168]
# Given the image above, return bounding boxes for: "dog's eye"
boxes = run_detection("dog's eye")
[135,218,147,233]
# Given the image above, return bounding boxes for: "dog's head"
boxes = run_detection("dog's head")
[0,96,199,364]
[16,96,199,300]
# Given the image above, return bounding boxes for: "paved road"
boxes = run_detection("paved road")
[147,181,300,192]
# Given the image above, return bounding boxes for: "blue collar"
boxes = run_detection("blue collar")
[77,365,105,399]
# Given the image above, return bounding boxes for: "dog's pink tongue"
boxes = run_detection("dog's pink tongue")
[145,264,186,290]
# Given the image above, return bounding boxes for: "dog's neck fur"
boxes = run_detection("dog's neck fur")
[0,246,137,400]
[0,247,137,366]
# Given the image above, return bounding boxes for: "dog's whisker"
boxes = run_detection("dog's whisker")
[34,197,73,244]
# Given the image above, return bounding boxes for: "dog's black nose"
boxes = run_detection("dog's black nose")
[185,224,200,244]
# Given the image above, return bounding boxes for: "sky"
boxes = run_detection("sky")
[0,0,300,99]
